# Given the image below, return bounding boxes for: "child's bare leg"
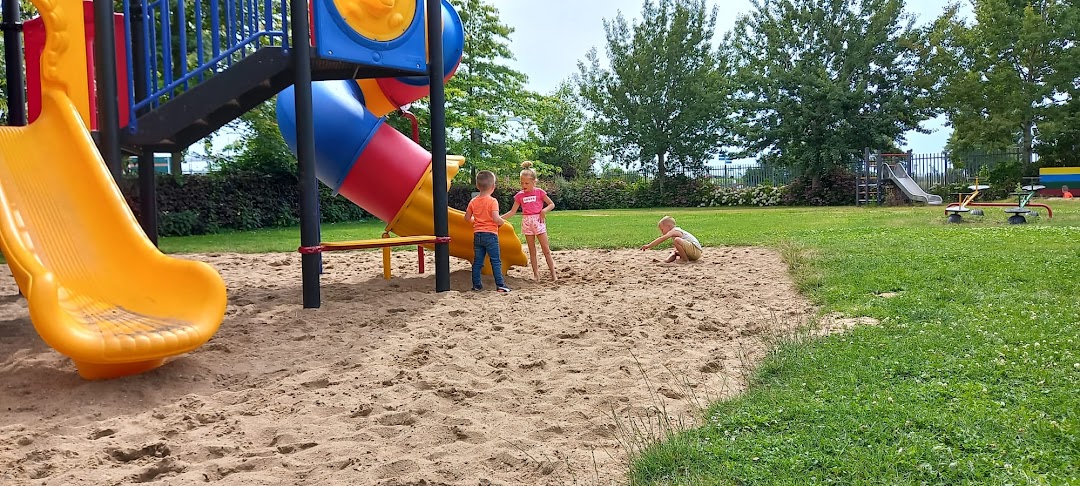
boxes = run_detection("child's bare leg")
[526,235,540,280]
[537,233,557,280]
[664,251,678,263]
[673,238,689,263]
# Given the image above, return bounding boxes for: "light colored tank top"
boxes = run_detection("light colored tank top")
[676,227,701,249]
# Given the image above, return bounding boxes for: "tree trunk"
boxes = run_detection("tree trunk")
[170,152,183,178]
[1021,120,1034,165]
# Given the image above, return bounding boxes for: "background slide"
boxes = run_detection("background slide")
[277,0,527,275]
[882,163,943,205]
[0,0,226,379]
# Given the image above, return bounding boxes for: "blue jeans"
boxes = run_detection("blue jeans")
[472,232,505,288]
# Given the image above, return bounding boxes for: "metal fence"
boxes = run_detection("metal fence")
[887,149,1027,189]
[584,149,1028,191]
[592,164,797,189]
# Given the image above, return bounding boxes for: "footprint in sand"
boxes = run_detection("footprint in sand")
[374,459,420,479]
[134,458,185,483]
[375,411,417,426]
[107,443,171,463]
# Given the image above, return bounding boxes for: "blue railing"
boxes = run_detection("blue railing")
[122,0,290,129]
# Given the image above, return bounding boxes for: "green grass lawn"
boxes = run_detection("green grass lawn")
[161,201,1080,484]
[161,202,1078,253]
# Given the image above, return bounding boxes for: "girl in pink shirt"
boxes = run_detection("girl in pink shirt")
[502,161,557,280]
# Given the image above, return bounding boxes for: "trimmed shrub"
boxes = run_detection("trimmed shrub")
[159,210,204,236]
[451,175,790,211]
[782,166,856,206]
[121,172,368,237]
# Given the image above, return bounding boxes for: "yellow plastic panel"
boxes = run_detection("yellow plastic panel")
[336,0,416,41]
[0,0,227,379]
[355,79,398,118]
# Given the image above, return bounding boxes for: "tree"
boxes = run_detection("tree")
[931,0,1079,164]
[1036,97,1080,166]
[519,83,598,178]
[444,0,531,175]
[217,100,296,176]
[577,0,730,181]
[728,0,935,183]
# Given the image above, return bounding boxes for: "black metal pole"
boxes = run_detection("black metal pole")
[129,4,157,245]
[137,150,158,243]
[3,0,26,126]
[427,0,449,292]
[293,0,320,307]
[93,0,122,180]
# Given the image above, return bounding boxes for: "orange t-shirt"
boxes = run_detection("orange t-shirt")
[467,195,500,234]
[1064,191,1074,199]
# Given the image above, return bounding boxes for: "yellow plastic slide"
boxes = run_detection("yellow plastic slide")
[0,0,226,379]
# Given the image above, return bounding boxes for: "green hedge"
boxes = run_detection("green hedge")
[120,173,368,237]
[448,174,794,211]
[129,169,852,237]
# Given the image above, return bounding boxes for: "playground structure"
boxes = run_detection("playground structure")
[0,0,475,378]
[856,150,943,206]
[943,177,1053,224]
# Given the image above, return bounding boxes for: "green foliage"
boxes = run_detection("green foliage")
[551,178,646,210]
[159,210,204,237]
[931,0,1080,162]
[0,0,39,124]
[518,83,599,179]
[445,0,532,175]
[1035,96,1080,167]
[728,0,935,178]
[782,165,856,206]
[121,172,366,237]
[577,0,731,176]
[445,173,791,211]
[215,101,297,176]
[706,184,785,207]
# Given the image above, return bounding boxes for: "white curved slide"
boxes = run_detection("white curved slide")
[882,164,943,205]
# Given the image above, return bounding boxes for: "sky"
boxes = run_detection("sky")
[488,0,969,156]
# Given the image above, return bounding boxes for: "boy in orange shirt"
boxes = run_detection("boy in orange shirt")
[465,171,511,292]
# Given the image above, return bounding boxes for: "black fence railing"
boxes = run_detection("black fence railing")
[584,149,1028,193]
[884,149,1028,189]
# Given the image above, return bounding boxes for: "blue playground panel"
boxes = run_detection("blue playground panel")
[312,0,427,73]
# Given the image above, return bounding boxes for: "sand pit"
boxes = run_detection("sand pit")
[1,247,814,485]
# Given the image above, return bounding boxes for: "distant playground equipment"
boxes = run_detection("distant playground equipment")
[0,0,464,378]
[944,177,990,223]
[856,150,943,206]
[1037,167,1080,197]
[943,176,1053,224]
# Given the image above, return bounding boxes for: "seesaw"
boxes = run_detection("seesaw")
[943,177,1054,224]
[944,178,989,224]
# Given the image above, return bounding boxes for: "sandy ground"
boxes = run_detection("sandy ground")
[1,247,815,485]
